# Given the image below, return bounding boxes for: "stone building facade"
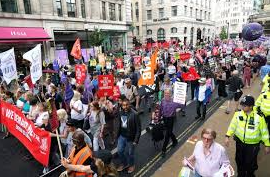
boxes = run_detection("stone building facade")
[141,0,215,45]
[0,0,132,63]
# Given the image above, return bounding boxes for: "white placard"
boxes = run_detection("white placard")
[173,82,187,104]
[0,48,18,84]
[23,44,42,84]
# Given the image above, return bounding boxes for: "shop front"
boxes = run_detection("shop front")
[0,27,51,75]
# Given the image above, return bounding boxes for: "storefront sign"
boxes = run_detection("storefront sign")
[0,48,18,84]
[173,82,187,105]
[23,44,42,84]
[98,75,114,97]
[75,64,87,85]
[0,101,51,166]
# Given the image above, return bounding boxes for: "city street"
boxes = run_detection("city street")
[0,89,225,177]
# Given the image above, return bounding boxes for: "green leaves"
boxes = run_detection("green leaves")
[88,28,105,47]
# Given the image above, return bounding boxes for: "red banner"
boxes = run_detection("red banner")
[115,58,124,70]
[98,75,114,97]
[179,53,192,61]
[0,101,51,166]
[75,64,87,85]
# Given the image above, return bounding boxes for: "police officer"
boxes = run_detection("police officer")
[256,79,270,138]
[225,95,270,177]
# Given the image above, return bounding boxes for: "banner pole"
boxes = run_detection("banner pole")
[55,129,64,160]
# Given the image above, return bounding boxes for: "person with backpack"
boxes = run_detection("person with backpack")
[123,78,140,111]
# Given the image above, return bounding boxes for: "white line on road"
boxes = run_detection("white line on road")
[110,99,194,155]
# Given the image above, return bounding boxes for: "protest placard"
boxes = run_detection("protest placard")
[98,75,114,97]
[173,82,187,104]
[75,64,87,85]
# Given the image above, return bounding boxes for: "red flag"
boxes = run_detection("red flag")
[71,38,82,59]
[162,41,170,49]
[146,43,152,50]
[75,64,87,85]
[180,53,192,61]
[182,67,200,81]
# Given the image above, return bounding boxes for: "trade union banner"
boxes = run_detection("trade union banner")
[97,75,114,97]
[23,44,42,84]
[75,64,87,85]
[112,86,121,101]
[0,48,18,84]
[0,101,51,166]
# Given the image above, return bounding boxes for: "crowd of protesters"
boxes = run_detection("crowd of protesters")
[0,38,270,176]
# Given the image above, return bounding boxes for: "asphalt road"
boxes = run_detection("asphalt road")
[0,88,226,177]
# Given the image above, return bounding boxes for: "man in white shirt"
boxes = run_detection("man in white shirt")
[184,128,230,177]
[195,78,212,120]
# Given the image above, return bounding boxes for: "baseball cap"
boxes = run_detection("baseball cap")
[240,95,255,107]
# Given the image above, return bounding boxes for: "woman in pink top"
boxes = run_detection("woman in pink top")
[243,62,252,88]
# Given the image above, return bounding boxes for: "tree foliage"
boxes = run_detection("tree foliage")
[88,28,105,47]
[219,27,228,40]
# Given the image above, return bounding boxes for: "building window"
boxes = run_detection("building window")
[109,3,116,21]
[171,6,177,16]
[171,27,177,33]
[136,26,140,35]
[184,6,187,16]
[102,1,106,20]
[23,0,31,14]
[66,0,76,17]
[1,0,18,13]
[56,0,63,16]
[157,28,165,42]
[184,27,187,34]
[135,2,139,21]
[190,7,193,17]
[204,11,206,19]
[81,0,86,18]
[200,10,202,19]
[147,10,152,20]
[159,8,164,18]
[195,8,198,18]
[147,0,151,5]
[118,4,122,21]
[158,0,164,4]
[208,12,210,20]
[147,29,152,35]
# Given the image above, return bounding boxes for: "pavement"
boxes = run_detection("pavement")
[152,78,270,177]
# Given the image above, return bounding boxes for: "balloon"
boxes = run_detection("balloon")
[242,23,263,41]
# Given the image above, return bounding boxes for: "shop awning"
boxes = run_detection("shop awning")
[0,27,51,43]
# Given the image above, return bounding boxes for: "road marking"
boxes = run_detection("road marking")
[133,99,223,177]
[110,100,195,155]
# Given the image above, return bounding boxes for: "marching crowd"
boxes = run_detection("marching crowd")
[1,39,270,177]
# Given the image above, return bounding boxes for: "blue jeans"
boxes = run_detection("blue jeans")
[117,135,135,166]
[194,171,202,177]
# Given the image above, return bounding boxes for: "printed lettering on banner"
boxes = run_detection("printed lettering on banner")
[0,101,51,166]
[23,44,42,84]
[173,82,187,104]
[75,64,87,85]
[0,48,18,84]
[98,75,114,97]
[115,58,123,69]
